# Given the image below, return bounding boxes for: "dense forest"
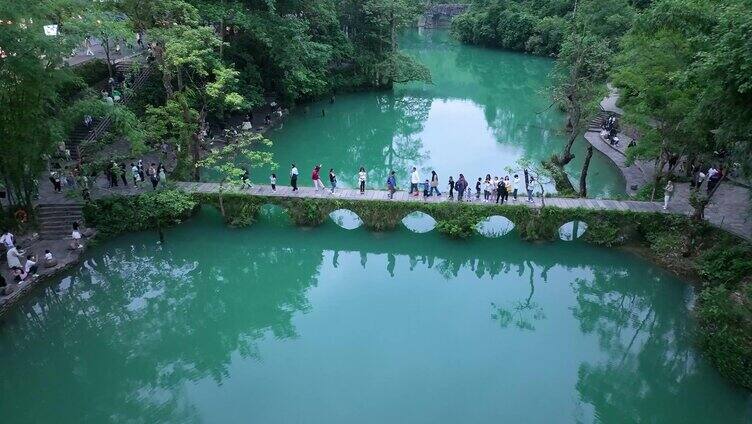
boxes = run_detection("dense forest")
[0,0,431,207]
[453,0,752,387]
[454,0,752,213]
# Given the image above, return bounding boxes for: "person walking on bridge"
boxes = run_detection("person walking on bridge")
[410,167,420,196]
[456,174,468,202]
[312,165,324,191]
[358,167,367,194]
[430,171,441,196]
[290,163,299,191]
[663,179,675,210]
[329,168,337,194]
[387,171,397,199]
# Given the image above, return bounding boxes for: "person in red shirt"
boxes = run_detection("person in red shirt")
[312,165,325,191]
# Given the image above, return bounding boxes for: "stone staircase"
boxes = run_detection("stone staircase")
[587,108,609,132]
[71,61,152,163]
[37,203,84,240]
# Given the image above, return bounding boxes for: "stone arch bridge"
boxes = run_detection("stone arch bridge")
[418,3,470,28]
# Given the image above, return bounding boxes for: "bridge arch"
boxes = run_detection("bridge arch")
[329,209,364,230]
[401,211,437,233]
[558,220,588,241]
[476,215,516,238]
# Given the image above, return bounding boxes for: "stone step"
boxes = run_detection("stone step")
[39,210,79,216]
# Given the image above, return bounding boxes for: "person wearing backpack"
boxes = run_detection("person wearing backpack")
[456,174,468,202]
[387,171,397,199]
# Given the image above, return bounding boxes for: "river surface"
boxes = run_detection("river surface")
[1,207,750,423]
[255,29,625,197]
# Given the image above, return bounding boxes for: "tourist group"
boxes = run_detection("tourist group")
[248,164,541,203]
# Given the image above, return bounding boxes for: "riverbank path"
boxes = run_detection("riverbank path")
[174,182,752,238]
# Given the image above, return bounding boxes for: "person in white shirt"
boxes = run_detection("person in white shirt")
[358,167,367,194]
[410,167,420,196]
[44,250,53,261]
[0,229,14,249]
[24,255,38,276]
[6,245,24,270]
[512,174,520,201]
[241,115,253,131]
[71,223,83,249]
[270,174,277,191]
[290,163,299,191]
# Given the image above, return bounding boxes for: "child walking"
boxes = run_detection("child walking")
[270,173,277,192]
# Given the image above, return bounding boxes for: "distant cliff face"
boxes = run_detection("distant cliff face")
[417,3,469,28]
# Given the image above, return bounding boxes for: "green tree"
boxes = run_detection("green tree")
[69,11,133,78]
[197,132,275,217]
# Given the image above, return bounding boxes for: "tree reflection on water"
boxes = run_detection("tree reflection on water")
[0,214,749,423]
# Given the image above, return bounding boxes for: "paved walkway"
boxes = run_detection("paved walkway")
[588,86,751,240]
[65,37,144,67]
[176,182,676,214]
[175,182,752,240]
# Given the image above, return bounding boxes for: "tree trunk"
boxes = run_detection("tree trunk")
[559,131,578,166]
[389,8,397,87]
[692,176,723,221]
[218,185,226,217]
[579,145,593,197]
[650,156,666,202]
[103,37,113,79]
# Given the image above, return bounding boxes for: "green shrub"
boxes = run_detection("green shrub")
[83,189,197,237]
[698,246,752,288]
[74,59,109,86]
[696,284,752,389]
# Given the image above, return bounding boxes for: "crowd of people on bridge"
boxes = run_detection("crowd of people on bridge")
[271,164,539,204]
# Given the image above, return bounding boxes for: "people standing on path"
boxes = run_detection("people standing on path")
[527,177,535,203]
[512,174,520,201]
[110,162,120,188]
[312,165,324,191]
[455,174,468,202]
[663,179,675,210]
[24,254,38,277]
[475,178,482,200]
[71,223,83,249]
[496,177,507,204]
[1,229,15,250]
[148,163,159,190]
[387,171,397,199]
[51,171,62,193]
[410,167,420,196]
[329,168,337,194]
[270,173,277,191]
[158,163,167,184]
[504,176,512,203]
[131,163,141,187]
[483,176,492,202]
[119,163,129,187]
[6,244,24,270]
[137,160,145,182]
[358,167,367,194]
[448,176,455,199]
[707,167,722,194]
[84,36,94,56]
[240,168,251,189]
[430,171,441,196]
[423,180,430,199]
[290,163,299,191]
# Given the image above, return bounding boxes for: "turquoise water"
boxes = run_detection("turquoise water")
[0,207,749,423]
[253,29,625,197]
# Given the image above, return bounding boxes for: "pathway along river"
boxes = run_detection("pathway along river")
[0,206,751,423]
[255,29,625,197]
